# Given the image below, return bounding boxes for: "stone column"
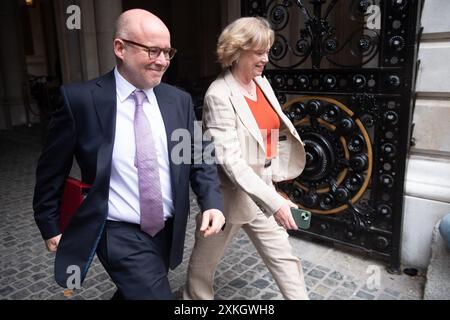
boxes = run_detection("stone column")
[94,0,122,75]
[220,0,240,29]
[0,0,28,128]
[53,0,83,84]
[79,0,100,80]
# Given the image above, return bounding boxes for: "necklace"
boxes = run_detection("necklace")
[231,70,256,97]
[238,80,256,97]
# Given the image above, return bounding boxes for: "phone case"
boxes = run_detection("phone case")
[291,208,312,230]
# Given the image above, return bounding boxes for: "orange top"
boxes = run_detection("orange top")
[244,85,280,159]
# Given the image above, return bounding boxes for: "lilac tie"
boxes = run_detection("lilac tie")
[132,89,164,237]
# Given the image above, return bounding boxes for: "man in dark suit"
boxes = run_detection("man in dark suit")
[33,9,225,299]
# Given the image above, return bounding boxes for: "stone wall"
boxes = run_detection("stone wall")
[402,0,450,270]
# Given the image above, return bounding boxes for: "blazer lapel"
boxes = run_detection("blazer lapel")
[254,76,300,140]
[153,84,180,203]
[92,71,117,140]
[224,70,265,152]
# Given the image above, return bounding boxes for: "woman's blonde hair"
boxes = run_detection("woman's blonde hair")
[217,17,274,69]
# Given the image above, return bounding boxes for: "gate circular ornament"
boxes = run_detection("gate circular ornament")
[277,96,373,215]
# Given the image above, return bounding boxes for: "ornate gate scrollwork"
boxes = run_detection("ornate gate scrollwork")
[242,0,423,272]
[278,96,373,216]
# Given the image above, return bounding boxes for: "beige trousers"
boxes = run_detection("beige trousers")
[183,211,309,300]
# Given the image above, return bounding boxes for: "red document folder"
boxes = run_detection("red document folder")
[59,177,90,233]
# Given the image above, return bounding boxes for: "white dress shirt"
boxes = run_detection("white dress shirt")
[107,67,174,223]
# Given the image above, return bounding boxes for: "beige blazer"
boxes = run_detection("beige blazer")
[202,69,306,224]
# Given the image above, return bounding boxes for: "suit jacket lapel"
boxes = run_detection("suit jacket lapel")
[92,71,117,139]
[224,70,265,152]
[254,76,300,139]
[153,84,180,202]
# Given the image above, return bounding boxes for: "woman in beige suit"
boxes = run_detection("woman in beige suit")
[184,17,309,300]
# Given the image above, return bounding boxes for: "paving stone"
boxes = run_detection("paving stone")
[399,295,420,300]
[221,270,238,281]
[260,292,279,300]
[1,268,18,277]
[99,289,116,300]
[251,279,270,289]
[361,283,380,293]
[27,281,48,293]
[329,271,344,281]
[30,264,48,273]
[316,265,331,273]
[309,292,324,300]
[13,270,31,280]
[252,263,267,273]
[223,255,241,265]
[0,276,16,287]
[308,269,326,279]
[305,276,319,288]
[95,281,115,293]
[216,286,237,299]
[241,256,259,267]
[332,287,354,298]
[232,263,249,274]
[12,278,33,290]
[377,293,396,300]
[14,261,31,269]
[240,270,258,282]
[10,288,31,300]
[239,287,260,299]
[29,290,52,300]
[94,272,110,283]
[313,284,333,297]
[31,272,47,282]
[30,256,46,265]
[342,280,358,291]
[355,290,375,300]
[262,271,274,281]
[213,277,229,290]
[231,295,248,300]
[301,260,314,269]
[0,285,14,297]
[323,278,339,288]
[82,278,98,288]
[384,287,401,297]
[216,262,231,273]
[268,284,280,292]
[229,278,248,289]
[81,288,101,299]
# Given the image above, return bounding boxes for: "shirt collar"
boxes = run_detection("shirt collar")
[114,67,155,104]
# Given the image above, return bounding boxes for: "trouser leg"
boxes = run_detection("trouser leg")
[183,213,241,300]
[243,212,309,300]
[96,220,173,300]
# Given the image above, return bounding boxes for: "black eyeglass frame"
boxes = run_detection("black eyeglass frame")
[120,38,177,60]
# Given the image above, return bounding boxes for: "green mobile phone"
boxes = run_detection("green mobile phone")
[291,208,311,230]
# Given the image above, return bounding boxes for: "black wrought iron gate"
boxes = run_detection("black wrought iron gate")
[241,0,423,272]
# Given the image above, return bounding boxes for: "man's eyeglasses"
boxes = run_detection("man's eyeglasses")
[120,39,177,60]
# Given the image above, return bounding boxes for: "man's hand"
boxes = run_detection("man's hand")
[273,199,298,230]
[45,234,62,252]
[200,209,226,238]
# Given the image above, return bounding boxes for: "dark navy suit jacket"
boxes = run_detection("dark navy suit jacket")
[33,70,223,288]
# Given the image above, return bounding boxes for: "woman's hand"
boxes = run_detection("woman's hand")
[273,200,298,230]
[200,209,226,237]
